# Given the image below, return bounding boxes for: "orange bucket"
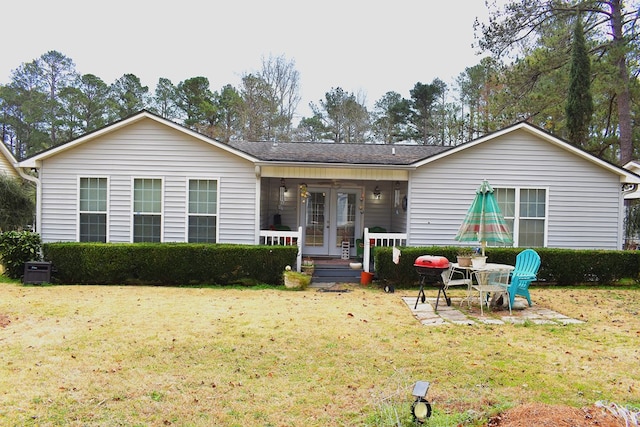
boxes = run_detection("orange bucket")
[360,271,374,285]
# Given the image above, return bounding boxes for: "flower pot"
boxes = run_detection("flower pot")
[471,256,487,268]
[457,256,472,267]
[360,271,374,285]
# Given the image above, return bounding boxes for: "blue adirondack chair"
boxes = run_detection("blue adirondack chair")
[507,249,541,308]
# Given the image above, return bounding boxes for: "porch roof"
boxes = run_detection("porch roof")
[227,141,451,165]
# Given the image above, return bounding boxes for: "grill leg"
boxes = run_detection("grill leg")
[414,276,426,309]
[436,285,451,310]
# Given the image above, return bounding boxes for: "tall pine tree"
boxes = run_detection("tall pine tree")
[566,16,593,147]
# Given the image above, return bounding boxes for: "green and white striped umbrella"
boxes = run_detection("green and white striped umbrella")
[455,180,513,255]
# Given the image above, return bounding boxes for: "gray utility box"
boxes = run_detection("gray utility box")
[23,261,52,284]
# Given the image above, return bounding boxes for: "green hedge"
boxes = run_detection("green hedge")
[374,246,640,287]
[42,243,298,286]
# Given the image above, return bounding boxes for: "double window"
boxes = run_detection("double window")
[133,178,162,242]
[188,179,217,243]
[79,177,217,243]
[79,177,107,242]
[494,187,547,247]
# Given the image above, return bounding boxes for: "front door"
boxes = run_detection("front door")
[301,187,361,257]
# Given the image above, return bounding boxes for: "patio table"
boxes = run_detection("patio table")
[451,263,515,311]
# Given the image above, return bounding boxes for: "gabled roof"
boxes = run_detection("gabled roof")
[414,121,640,184]
[19,110,258,167]
[18,109,454,167]
[16,111,640,185]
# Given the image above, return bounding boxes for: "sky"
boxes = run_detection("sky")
[1,1,496,120]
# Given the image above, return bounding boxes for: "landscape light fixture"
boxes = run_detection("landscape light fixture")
[410,381,432,425]
[373,185,381,199]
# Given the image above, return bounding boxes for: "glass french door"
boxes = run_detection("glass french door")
[301,187,361,256]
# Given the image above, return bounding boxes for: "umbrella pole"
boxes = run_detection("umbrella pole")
[481,241,486,257]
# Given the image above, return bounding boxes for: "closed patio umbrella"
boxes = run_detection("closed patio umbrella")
[455,179,513,256]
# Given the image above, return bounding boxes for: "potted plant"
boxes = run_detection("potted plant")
[283,266,311,289]
[471,253,488,268]
[301,258,315,276]
[456,247,473,267]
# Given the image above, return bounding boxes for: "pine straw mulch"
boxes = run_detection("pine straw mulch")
[487,402,628,427]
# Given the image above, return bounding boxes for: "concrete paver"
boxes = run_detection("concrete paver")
[402,296,583,326]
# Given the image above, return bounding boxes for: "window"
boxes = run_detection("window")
[133,178,162,242]
[188,179,217,243]
[494,187,547,247]
[79,177,107,242]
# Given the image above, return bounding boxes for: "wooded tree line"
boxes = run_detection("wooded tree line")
[1,1,638,165]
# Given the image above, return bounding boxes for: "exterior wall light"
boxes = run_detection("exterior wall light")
[411,381,432,424]
[373,185,381,199]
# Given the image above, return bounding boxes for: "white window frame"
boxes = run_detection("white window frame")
[495,186,549,248]
[185,177,220,243]
[77,176,109,242]
[131,177,164,243]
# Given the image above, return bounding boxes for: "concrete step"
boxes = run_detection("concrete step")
[312,265,362,284]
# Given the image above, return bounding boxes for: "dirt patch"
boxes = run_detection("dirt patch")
[0,313,10,328]
[487,403,626,426]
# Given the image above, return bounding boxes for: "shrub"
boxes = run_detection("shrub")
[283,270,311,289]
[374,246,640,287]
[0,175,35,231]
[42,242,298,286]
[0,231,42,279]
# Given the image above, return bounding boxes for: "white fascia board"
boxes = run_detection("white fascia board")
[0,141,18,168]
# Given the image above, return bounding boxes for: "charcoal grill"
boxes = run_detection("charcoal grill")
[414,255,450,310]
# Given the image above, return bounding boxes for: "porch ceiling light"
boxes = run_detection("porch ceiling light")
[410,381,432,424]
[280,178,287,192]
[373,185,381,199]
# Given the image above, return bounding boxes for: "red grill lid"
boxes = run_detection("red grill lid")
[414,255,450,269]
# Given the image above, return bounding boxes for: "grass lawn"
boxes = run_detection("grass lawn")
[0,279,638,426]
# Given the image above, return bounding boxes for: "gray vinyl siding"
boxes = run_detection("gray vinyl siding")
[408,129,623,250]
[39,118,256,244]
[363,181,395,232]
[261,178,298,229]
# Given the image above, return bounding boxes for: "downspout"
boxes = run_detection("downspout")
[254,165,261,244]
[17,165,41,234]
[621,183,638,249]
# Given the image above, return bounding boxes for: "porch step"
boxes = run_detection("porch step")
[312,264,362,284]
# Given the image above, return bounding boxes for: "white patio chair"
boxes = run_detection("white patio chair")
[472,268,512,315]
[440,266,472,306]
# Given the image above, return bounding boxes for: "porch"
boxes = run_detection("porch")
[257,173,408,263]
[259,226,407,273]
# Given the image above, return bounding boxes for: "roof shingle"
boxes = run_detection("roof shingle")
[226,141,452,165]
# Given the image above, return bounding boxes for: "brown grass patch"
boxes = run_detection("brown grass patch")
[0,282,638,426]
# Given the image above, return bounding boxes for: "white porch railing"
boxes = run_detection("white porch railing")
[259,226,302,271]
[363,227,407,273]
